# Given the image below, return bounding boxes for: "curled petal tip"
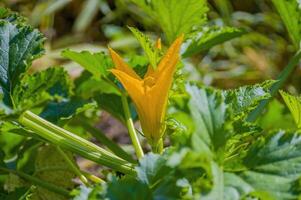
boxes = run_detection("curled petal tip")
[155,38,162,50]
[176,34,184,44]
[108,47,117,56]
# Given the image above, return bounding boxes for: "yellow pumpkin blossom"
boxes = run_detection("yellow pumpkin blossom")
[109,35,183,146]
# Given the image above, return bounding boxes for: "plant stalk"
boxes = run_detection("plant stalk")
[151,138,163,154]
[103,77,144,159]
[121,95,144,159]
[19,111,135,175]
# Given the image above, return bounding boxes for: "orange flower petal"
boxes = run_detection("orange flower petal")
[109,48,141,80]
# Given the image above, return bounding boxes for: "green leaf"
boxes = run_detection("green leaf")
[76,78,119,98]
[40,98,96,125]
[0,20,44,105]
[61,50,112,78]
[106,177,152,200]
[130,0,208,43]
[258,99,295,130]
[3,173,27,193]
[224,81,273,116]
[165,149,216,199]
[136,153,170,185]
[224,130,301,199]
[94,93,125,123]
[186,84,229,154]
[12,67,72,111]
[0,123,25,160]
[272,0,301,48]
[128,27,160,69]
[280,90,301,128]
[183,26,246,57]
[31,145,76,200]
[0,8,27,24]
[127,55,149,78]
[200,162,223,200]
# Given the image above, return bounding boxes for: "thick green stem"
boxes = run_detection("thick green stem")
[151,138,163,154]
[247,50,301,122]
[121,95,144,159]
[0,167,70,197]
[19,111,135,175]
[56,147,89,186]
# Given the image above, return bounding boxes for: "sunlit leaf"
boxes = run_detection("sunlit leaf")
[183,26,246,57]
[280,90,301,128]
[130,0,208,43]
[272,0,301,48]
[128,27,160,69]
[61,50,112,78]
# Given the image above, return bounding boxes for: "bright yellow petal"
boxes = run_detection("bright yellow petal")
[111,69,143,97]
[156,35,183,75]
[147,35,184,140]
[109,48,141,80]
[150,34,183,114]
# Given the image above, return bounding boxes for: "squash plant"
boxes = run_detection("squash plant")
[1,0,301,199]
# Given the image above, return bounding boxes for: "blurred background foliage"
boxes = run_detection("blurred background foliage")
[1,0,300,91]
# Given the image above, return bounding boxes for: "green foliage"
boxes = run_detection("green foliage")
[183,26,246,57]
[224,80,273,116]
[272,0,301,48]
[40,98,96,124]
[280,90,301,128]
[128,27,161,69]
[130,0,208,43]
[94,93,125,123]
[106,178,152,200]
[0,122,25,160]
[186,84,229,155]
[185,82,271,165]
[224,130,301,199]
[61,50,113,78]
[31,145,75,200]
[0,17,44,106]
[258,99,295,130]
[12,67,72,111]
